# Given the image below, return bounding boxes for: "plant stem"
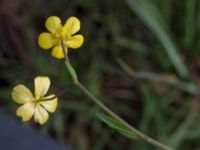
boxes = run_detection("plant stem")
[116,57,198,95]
[61,40,172,150]
[76,82,172,150]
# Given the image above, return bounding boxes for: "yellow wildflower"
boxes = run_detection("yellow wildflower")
[12,76,58,125]
[38,16,84,59]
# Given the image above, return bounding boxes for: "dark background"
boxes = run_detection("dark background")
[0,0,200,149]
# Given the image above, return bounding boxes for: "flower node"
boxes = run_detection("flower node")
[12,76,58,125]
[38,16,84,59]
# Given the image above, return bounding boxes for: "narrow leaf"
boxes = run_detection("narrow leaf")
[97,113,138,140]
[126,0,189,79]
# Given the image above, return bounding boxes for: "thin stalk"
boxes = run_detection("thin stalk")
[116,57,198,95]
[61,40,172,150]
[167,91,200,148]
[75,82,172,150]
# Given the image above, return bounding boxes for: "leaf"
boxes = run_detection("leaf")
[96,113,139,140]
[184,0,196,48]
[126,0,189,79]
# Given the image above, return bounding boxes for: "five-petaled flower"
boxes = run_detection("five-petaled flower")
[12,76,58,125]
[38,16,84,59]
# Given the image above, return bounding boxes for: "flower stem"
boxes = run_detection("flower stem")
[61,40,172,150]
[75,82,172,150]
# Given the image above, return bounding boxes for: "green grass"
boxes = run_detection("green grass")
[0,0,200,149]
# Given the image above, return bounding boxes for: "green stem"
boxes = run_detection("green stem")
[75,82,172,150]
[116,57,198,95]
[61,40,172,150]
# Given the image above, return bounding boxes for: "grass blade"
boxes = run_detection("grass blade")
[184,0,196,48]
[126,0,189,79]
[97,113,139,140]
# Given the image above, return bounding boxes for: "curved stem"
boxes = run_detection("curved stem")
[61,40,172,150]
[75,82,172,150]
[116,57,198,95]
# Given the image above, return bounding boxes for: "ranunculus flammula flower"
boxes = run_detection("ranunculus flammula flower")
[12,76,58,125]
[38,16,84,59]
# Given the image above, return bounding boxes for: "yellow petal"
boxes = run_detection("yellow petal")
[66,35,84,49]
[45,16,62,34]
[16,103,35,122]
[40,96,58,113]
[12,84,34,104]
[63,16,80,36]
[34,76,50,98]
[42,94,56,100]
[51,45,65,59]
[38,32,54,49]
[34,104,49,124]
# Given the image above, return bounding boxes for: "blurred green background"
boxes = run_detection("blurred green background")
[0,0,200,149]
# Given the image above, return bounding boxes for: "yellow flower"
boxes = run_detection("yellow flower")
[12,76,58,125]
[38,16,84,59]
